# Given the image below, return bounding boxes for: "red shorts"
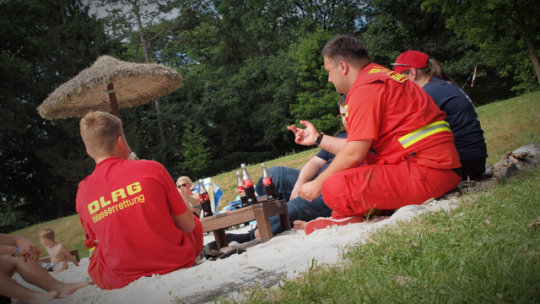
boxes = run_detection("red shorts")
[322,159,461,218]
[88,215,204,290]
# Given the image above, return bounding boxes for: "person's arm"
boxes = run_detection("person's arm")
[158,164,196,232]
[78,212,97,249]
[178,190,201,217]
[287,120,347,155]
[290,156,327,200]
[60,244,79,266]
[0,245,18,257]
[172,209,196,233]
[298,139,373,201]
[0,234,41,261]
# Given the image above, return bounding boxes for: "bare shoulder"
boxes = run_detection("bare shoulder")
[57,242,72,255]
[48,242,68,262]
[48,242,64,252]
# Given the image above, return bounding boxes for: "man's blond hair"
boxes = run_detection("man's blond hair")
[80,111,124,157]
[39,228,55,241]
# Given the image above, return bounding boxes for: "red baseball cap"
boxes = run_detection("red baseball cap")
[392,50,429,74]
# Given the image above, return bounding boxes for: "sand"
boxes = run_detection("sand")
[12,197,461,304]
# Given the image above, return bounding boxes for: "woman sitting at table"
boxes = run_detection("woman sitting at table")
[177,176,202,217]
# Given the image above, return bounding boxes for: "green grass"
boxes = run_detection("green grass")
[223,170,540,303]
[9,91,540,263]
[478,91,540,164]
[10,214,89,258]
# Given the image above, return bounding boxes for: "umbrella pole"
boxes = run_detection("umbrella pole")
[107,83,122,119]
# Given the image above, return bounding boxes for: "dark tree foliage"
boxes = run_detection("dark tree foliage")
[291,30,343,135]
[424,0,540,93]
[293,0,367,35]
[0,0,118,224]
[0,0,524,225]
[362,0,518,104]
[149,0,372,179]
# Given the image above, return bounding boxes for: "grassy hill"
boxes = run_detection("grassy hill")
[231,168,540,303]
[478,92,540,164]
[10,91,540,259]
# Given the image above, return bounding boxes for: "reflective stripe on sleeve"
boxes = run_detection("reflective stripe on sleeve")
[398,121,451,149]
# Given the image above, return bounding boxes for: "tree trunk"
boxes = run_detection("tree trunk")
[57,200,64,218]
[270,142,279,155]
[132,2,166,143]
[133,4,151,63]
[155,97,166,142]
[58,0,77,74]
[514,3,540,87]
[58,0,66,25]
[56,190,64,218]
[520,24,540,87]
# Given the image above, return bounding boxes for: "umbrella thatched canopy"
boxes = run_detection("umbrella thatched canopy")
[38,55,183,120]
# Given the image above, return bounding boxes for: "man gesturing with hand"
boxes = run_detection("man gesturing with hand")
[289,36,462,235]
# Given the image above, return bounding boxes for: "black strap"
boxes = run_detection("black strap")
[452,167,462,177]
[314,132,324,146]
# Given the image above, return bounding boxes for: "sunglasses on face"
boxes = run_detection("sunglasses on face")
[177,183,188,188]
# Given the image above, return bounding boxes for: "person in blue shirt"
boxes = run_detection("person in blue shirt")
[226,95,348,243]
[393,50,488,180]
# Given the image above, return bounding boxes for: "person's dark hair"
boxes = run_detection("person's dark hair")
[429,59,460,87]
[322,36,372,68]
[400,58,456,84]
[402,58,476,105]
[338,94,347,107]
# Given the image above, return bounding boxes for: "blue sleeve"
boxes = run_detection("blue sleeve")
[315,131,348,176]
[316,149,330,162]
[423,79,487,160]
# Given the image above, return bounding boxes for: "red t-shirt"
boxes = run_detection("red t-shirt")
[76,157,196,289]
[346,63,460,169]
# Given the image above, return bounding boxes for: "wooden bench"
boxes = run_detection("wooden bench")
[38,249,80,263]
[200,198,290,250]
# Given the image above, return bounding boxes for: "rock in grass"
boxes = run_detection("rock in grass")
[493,157,519,178]
[493,144,540,178]
[512,143,540,165]
[527,216,540,229]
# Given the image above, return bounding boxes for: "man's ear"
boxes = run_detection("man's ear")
[409,68,417,80]
[86,148,95,158]
[117,136,127,150]
[339,60,349,75]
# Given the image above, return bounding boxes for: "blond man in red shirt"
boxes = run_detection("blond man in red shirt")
[77,111,203,290]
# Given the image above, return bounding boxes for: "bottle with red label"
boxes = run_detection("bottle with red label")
[236,171,249,207]
[241,163,258,205]
[198,179,214,217]
[261,163,277,201]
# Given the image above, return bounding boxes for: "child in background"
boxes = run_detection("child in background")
[38,228,79,273]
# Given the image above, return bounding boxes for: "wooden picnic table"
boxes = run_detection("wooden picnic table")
[200,197,290,249]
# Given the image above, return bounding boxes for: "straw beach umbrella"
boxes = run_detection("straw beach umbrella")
[37,55,183,120]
